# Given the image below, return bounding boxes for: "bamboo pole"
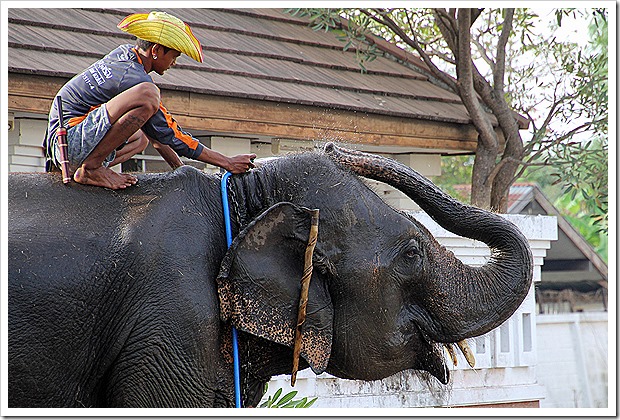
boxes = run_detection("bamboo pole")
[291,209,319,387]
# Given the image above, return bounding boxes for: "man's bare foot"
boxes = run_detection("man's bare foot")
[73,165,138,190]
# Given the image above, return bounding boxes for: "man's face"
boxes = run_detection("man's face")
[153,45,181,76]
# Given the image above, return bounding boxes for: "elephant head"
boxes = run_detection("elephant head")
[217,143,533,385]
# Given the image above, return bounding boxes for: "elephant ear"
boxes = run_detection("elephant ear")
[217,202,333,374]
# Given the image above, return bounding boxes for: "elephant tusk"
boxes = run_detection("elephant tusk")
[456,340,475,368]
[444,344,458,367]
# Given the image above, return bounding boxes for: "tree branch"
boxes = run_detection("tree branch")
[472,34,495,71]
[522,118,604,168]
[454,9,498,151]
[433,9,458,56]
[471,62,523,155]
[486,155,522,184]
[436,9,458,34]
[363,9,458,91]
[470,8,484,26]
[493,8,514,94]
[512,157,552,184]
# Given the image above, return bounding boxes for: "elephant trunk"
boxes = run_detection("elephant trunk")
[325,143,533,343]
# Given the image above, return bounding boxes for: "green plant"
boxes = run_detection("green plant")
[259,386,318,408]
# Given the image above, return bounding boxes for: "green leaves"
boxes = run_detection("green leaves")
[552,137,608,233]
[521,135,608,262]
[555,188,608,262]
[285,8,381,73]
[260,387,318,408]
[285,8,342,32]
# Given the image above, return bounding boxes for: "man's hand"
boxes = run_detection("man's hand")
[225,154,257,174]
[197,148,257,174]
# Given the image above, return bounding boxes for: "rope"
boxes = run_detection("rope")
[221,171,242,408]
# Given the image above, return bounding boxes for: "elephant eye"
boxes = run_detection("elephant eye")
[403,239,421,259]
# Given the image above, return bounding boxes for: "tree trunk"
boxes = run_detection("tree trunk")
[453,9,503,211]
[491,154,520,212]
[470,136,496,209]
[365,8,525,212]
[469,9,523,212]
[481,102,525,212]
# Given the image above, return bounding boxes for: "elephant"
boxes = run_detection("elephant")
[8,143,533,408]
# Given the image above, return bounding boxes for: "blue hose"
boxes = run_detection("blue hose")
[220,171,242,408]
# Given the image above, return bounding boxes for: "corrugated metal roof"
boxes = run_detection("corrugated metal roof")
[507,183,537,214]
[8,7,475,125]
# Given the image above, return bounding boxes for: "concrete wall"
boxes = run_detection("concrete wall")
[536,312,608,408]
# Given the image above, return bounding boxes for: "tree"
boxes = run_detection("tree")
[288,8,608,217]
[513,9,608,229]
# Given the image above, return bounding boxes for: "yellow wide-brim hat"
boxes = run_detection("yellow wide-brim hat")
[118,11,204,63]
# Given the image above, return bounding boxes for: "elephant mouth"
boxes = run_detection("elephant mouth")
[403,305,476,385]
[411,324,450,385]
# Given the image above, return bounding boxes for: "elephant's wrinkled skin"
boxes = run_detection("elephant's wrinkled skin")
[8,144,533,407]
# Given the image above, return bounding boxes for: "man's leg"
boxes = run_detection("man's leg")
[108,130,149,167]
[112,132,185,170]
[73,82,160,189]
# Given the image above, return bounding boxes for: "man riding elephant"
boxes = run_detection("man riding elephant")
[43,10,256,190]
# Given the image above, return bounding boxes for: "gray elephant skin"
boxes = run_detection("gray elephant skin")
[8,143,533,408]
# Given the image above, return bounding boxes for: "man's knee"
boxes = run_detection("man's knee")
[134,82,160,115]
[106,83,161,123]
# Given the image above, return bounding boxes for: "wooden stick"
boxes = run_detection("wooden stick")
[55,96,71,184]
[291,208,319,387]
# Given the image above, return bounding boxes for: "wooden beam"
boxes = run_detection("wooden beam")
[172,114,476,150]
[9,73,479,151]
[9,94,55,116]
[169,90,479,151]
[8,74,64,114]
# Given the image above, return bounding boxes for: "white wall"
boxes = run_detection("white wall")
[536,312,609,408]
[8,117,47,172]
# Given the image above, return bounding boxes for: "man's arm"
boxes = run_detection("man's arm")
[151,138,184,169]
[151,136,255,173]
[144,108,255,173]
[196,147,256,174]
